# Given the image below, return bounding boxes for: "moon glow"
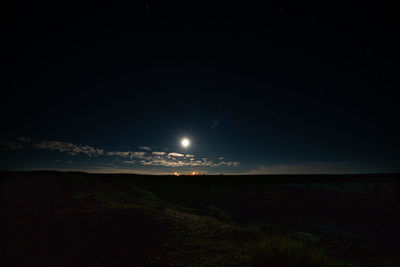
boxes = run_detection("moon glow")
[181,138,190,148]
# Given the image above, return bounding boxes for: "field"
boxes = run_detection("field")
[1,171,399,266]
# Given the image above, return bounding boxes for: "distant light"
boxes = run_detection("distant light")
[181,138,190,147]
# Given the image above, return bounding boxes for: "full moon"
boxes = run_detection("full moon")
[181,138,190,147]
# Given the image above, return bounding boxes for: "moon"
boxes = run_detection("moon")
[181,138,190,148]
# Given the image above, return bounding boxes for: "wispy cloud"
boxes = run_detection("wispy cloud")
[1,137,240,169]
[139,146,151,151]
[1,141,23,150]
[107,151,148,159]
[132,151,147,159]
[109,150,239,168]
[17,137,31,143]
[123,160,136,164]
[138,157,240,168]
[139,159,195,167]
[152,151,166,156]
[34,141,104,157]
[242,162,364,174]
[217,161,240,167]
[107,151,131,158]
[168,152,184,157]
[29,165,172,175]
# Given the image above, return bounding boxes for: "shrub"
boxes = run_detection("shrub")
[251,233,338,267]
[206,205,231,222]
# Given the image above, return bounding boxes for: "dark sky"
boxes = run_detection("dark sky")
[1,1,399,174]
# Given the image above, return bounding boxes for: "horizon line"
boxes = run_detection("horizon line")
[1,169,399,176]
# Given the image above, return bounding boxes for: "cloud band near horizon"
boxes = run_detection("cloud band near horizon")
[0,138,240,169]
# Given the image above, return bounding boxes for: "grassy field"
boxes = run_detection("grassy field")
[1,171,399,266]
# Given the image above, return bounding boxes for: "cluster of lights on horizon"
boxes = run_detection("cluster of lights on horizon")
[173,171,201,176]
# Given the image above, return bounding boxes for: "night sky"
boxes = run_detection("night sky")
[1,1,399,174]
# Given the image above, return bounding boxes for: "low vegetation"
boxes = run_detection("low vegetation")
[1,171,399,266]
[251,233,338,267]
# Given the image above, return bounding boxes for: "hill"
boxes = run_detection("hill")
[1,171,399,266]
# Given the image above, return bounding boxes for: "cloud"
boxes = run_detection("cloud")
[107,151,148,159]
[139,158,196,167]
[219,157,224,160]
[17,137,31,143]
[4,137,241,170]
[31,165,172,175]
[243,162,364,175]
[34,141,104,157]
[137,156,240,168]
[152,151,166,156]
[107,151,131,158]
[139,146,151,151]
[132,151,147,159]
[168,152,184,157]
[217,161,240,167]
[1,141,23,150]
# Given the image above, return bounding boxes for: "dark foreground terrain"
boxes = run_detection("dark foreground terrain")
[1,171,399,266]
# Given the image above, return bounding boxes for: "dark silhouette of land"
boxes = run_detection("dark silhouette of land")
[1,171,399,266]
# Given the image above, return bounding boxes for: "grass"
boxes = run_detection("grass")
[250,232,339,267]
[1,171,399,266]
[248,222,400,267]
